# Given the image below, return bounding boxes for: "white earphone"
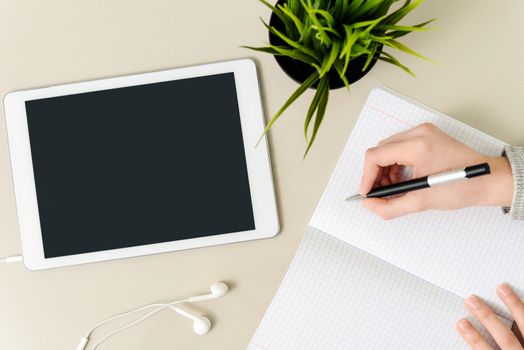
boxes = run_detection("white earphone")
[170,307,212,335]
[187,281,228,302]
[172,281,228,335]
[77,281,229,350]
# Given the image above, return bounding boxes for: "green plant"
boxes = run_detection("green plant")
[245,0,435,156]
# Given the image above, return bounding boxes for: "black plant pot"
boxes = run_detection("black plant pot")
[268,0,382,89]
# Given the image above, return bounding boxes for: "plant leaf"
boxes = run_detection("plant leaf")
[340,26,360,75]
[256,72,320,146]
[321,25,342,38]
[375,23,433,33]
[346,0,366,16]
[382,38,433,62]
[311,9,335,26]
[379,51,415,76]
[334,61,350,93]
[347,0,385,22]
[350,43,372,58]
[241,45,279,55]
[263,19,319,59]
[331,0,348,22]
[279,3,305,35]
[357,14,388,41]
[319,41,340,77]
[382,19,437,38]
[269,45,322,69]
[242,45,321,70]
[384,0,425,25]
[345,18,382,29]
[362,44,379,71]
[304,76,329,140]
[304,78,329,157]
[287,0,302,14]
[368,0,397,18]
[301,0,332,46]
[258,0,297,37]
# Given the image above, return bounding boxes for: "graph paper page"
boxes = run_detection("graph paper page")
[249,227,506,350]
[310,87,524,320]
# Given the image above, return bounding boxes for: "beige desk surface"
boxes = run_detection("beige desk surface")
[1,1,523,349]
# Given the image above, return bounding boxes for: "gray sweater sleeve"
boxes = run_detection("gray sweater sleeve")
[503,146,524,219]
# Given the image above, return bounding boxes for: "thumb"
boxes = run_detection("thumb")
[362,193,426,220]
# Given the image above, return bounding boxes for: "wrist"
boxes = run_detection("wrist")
[477,156,513,207]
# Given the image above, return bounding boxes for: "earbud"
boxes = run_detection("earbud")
[169,306,212,335]
[193,316,212,335]
[210,282,229,297]
[187,281,229,303]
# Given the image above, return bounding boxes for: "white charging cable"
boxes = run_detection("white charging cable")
[0,255,22,263]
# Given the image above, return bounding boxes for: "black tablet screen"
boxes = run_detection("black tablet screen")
[25,73,255,258]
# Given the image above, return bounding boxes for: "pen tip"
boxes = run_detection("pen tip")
[345,194,365,201]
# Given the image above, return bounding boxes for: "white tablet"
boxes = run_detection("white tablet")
[4,59,279,270]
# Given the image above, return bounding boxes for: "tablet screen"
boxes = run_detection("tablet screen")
[25,73,255,258]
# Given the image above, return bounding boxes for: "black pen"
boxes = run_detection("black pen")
[345,163,491,201]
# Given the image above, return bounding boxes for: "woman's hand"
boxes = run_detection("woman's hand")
[457,284,524,349]
[359,123,513,219]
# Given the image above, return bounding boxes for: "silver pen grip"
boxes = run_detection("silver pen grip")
[427,169,466,187]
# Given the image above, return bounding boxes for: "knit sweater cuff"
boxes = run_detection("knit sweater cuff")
[503,145,524,219]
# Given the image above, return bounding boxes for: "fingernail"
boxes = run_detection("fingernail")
[498,283,512,297]
[466,295,482,310]
[458,319,473,333]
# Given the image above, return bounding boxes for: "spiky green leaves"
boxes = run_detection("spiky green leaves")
[255,71,320,147]
[247,0,435,156]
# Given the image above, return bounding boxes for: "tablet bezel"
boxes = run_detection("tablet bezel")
[4,58,279,270]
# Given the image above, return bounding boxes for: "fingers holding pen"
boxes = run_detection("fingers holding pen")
[362,192,427,220]
[359,124,439,196]
[359,142,415,195]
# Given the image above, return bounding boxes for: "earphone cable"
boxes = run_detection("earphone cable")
[88,303,163,336]
[90,302,182,350]
[85,298,189,337]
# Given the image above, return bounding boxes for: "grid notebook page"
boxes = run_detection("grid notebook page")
[310,87,524,320]
[248,227,504,350]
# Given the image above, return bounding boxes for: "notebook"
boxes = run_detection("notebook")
[248,87,524,350]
